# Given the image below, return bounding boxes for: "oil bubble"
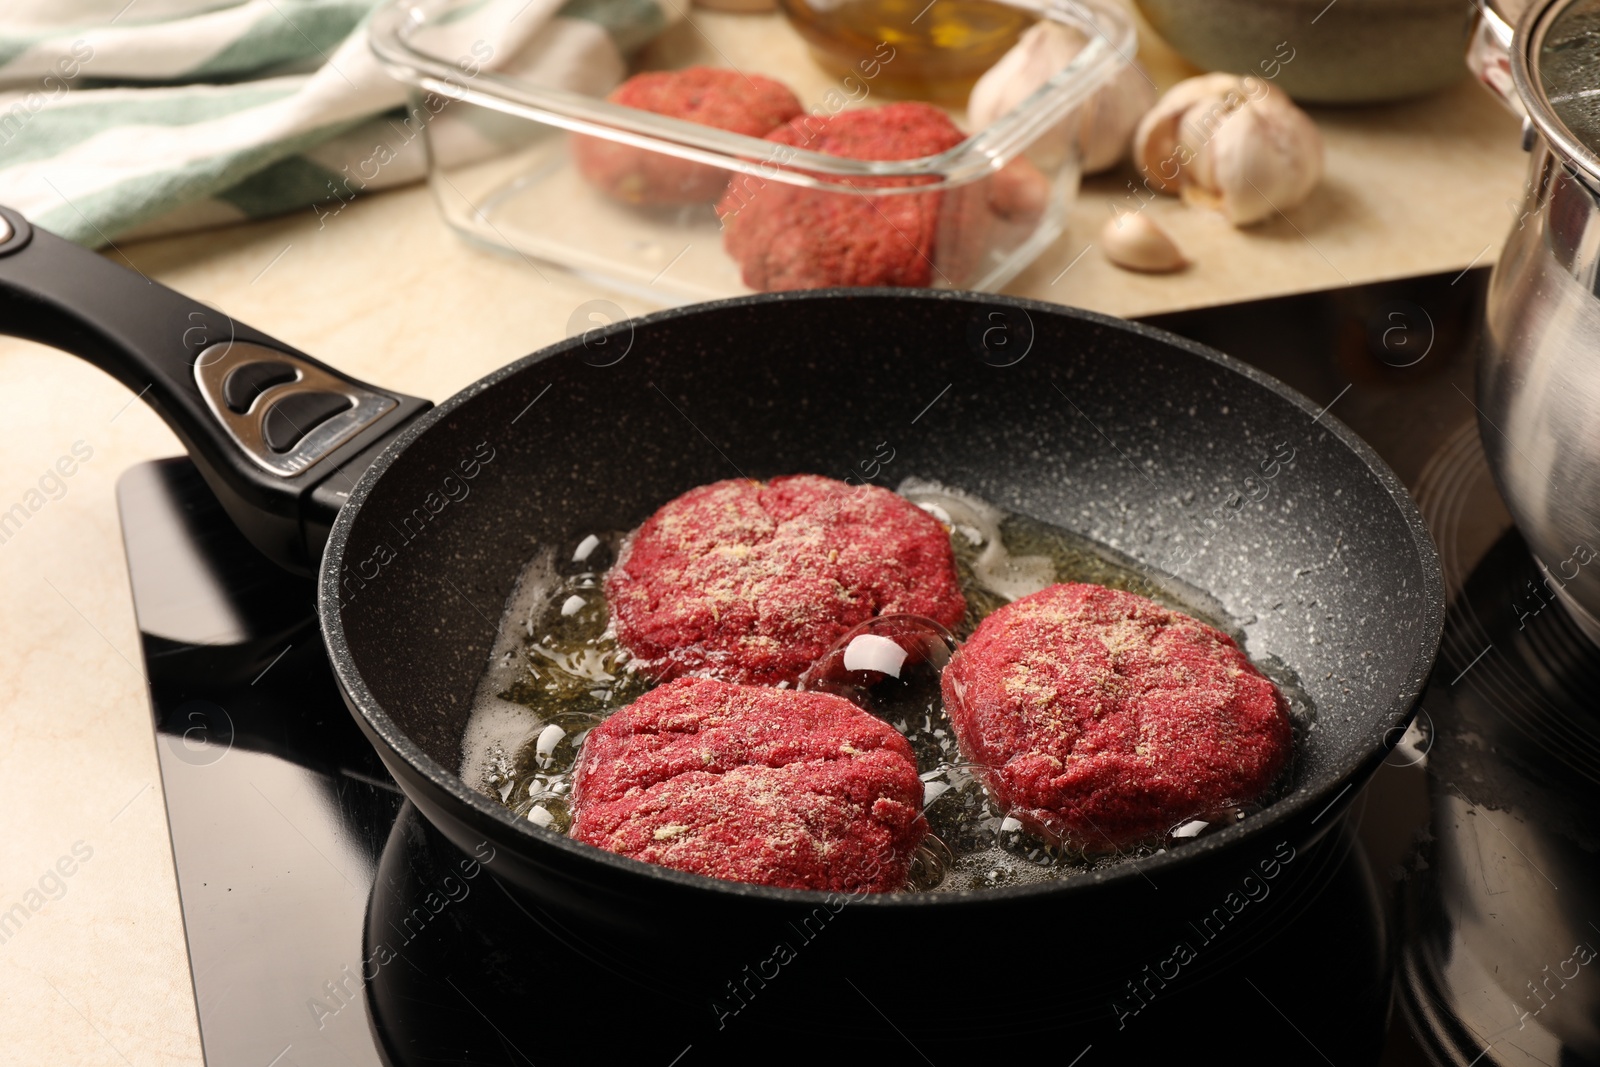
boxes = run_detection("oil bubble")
[1162,803,1264,849]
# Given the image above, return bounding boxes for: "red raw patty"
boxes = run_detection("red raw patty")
[717,102,968,290]
[941,583,1292,851]
[574,67,803,204]
[570,677,926,891]
[606,475,966,686]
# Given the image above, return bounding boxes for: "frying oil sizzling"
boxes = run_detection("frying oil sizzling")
[461,479,1313,893]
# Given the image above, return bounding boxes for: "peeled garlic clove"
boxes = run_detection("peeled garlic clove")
[969,20,1156,175]
[1100,213,1188,273]
[1133,73,1245,194]
[1180,91,1323,226]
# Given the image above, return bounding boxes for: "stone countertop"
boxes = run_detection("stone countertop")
[0,14,1527,1062]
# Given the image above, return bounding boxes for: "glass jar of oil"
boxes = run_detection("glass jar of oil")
[778,0,1035,104]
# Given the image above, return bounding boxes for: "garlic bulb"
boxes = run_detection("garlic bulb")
[968,22,1072,130]
[1077,61,1159,173]
[1180,93,1322,225]
[1100,213,1188,273]
[968,21,1156,174]
[1132,74,1323,226]
[1132,73,1245,194]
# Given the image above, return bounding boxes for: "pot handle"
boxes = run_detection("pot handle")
[1469,0,1532,131]
[0,206,430,574]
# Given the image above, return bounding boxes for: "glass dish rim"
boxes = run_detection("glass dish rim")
[369,0,1135,190]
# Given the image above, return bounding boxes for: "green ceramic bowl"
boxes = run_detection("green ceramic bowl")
[1133,0,1472,103]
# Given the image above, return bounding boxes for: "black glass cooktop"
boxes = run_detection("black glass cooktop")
[124,270,1594,1067]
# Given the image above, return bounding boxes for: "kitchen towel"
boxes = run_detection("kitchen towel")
[0,0,679,247]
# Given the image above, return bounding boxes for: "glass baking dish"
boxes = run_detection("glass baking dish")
[370,0,1133,304]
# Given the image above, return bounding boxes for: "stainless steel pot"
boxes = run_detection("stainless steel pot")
[1472,0,1600,642]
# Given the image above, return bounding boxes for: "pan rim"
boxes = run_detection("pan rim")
[319,287,1444,907]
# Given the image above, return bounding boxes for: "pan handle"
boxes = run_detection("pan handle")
[1467,0,1530,129]
[0,206,430,574]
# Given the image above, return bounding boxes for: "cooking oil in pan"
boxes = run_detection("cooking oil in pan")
[459,531,643,836]
[460,479,1313,892]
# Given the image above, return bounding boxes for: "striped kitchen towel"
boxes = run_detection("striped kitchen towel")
[0,0,679,247]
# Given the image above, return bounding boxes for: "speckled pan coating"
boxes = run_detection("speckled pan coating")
[319,288,1442,916]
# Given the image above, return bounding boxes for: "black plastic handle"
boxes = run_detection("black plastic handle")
[0,206,430,574]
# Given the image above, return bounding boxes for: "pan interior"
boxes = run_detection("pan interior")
[326,291,1438,869]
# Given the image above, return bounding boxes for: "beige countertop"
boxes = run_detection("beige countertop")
[0,18,1526,1062]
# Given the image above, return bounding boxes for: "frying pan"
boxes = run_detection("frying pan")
[0,205,1442,1032]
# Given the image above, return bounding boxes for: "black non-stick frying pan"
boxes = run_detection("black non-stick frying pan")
[0,206,1442,1034]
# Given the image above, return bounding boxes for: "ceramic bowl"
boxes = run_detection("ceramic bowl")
[1134,0,1472,103]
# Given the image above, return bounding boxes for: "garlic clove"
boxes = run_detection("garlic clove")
[969,20,1155,175]
[1099,213,1189,273]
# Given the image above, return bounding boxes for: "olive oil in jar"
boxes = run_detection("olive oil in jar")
[778,0,1034,104]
